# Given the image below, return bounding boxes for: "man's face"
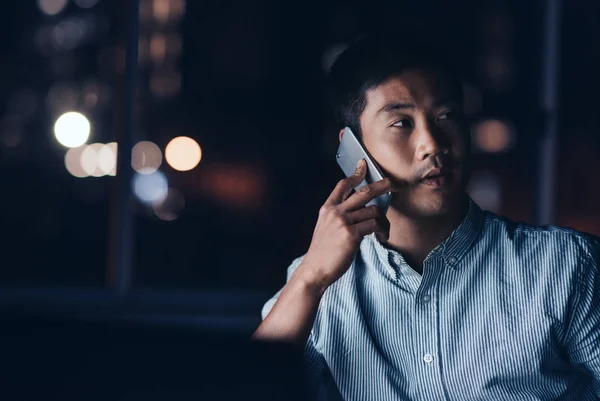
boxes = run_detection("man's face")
[357,68,469,218]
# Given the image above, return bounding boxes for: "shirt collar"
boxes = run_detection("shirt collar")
[370,196,485,275]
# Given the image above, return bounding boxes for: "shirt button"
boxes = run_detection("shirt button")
[447,256,457,265]
[421,294,431,303]
[423,353,434,364]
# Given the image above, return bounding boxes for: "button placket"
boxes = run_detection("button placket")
[409,258,447,399]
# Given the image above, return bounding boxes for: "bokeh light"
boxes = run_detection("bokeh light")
[152,0,186,24]
[152,188,185,221]
[132,141,162,174]
[38,0,68,16]
[54,111,91,148]
[52,18,87,51]
[64,142,116,178]
[81,143,104,177]
[149,69,181,98]
[165,136,201,171]
[64,146,88,178]
[199,163,266,213]
[47,82,79,112]
[133,169,168,204]
[473,119,514,153]
[74,0,100,8]
[98,142,117,176]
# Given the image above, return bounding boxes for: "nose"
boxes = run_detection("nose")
[414,119,450,161]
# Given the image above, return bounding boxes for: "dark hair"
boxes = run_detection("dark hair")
[327,31,464,136]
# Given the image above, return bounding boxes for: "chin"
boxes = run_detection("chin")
[390,188,463,220]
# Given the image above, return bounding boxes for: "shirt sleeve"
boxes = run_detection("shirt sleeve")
[261,255,305,320]
[261,255,329,398]
[566,236,600,396]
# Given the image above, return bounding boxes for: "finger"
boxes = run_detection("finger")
[374,215,391,243]
[352,217,388,240]
[325,159,367,206]
[345,205,380,225]
[341,178,394,211]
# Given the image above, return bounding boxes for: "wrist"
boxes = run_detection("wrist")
[294,262,329,297]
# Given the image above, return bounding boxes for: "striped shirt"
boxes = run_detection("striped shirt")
[262,199,600,401]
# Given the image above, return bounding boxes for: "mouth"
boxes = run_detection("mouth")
[419,169,452,188]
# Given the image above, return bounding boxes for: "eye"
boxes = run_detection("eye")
[391,118,413,128]
[437,111,457,121]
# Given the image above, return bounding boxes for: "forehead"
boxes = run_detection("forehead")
[364,68,458,111]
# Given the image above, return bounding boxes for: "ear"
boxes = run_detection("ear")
[338,128,345,143]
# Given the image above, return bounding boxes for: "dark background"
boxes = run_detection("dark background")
[0,0,598,319]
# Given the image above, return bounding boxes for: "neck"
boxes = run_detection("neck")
[384,196,468,273]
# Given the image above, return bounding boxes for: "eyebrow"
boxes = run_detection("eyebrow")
[375,102,415,116]
[375,97,461,117]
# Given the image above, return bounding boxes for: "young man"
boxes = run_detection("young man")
[253,33,600,400]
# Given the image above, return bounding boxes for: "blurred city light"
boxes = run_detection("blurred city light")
[54,111,91,148]
[473,119,514,153]
[152,188,184,221]
[152,0,186,24]
[64,146,88,178]
[74,0,100,9]
[149,69,181,98]
[199,164,266,213]
[132,141,162,174]
[150,32,167,63]
[52,18,87,51]
[165,136,201,171]
[133,169,169,204]
[64,142,116,178]
[38,0,68,16]
[467,170,501,213]
[97,142,117,176]
[47,82,79,112]
[81,143,104,177]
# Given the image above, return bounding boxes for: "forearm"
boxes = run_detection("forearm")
[252,263,326,346]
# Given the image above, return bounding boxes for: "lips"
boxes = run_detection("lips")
[419,168,451,187]
[420,169,448,181]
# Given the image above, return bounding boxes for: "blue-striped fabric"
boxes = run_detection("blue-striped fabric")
[262,199,600,401]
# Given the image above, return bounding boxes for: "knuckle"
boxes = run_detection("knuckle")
[371,218,380,230]
[358,185,371,194]
[318,205,330,216]
[338,179,353,191]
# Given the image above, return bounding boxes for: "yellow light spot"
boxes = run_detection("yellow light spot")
[165,136,201,171]
[474,119,513,153]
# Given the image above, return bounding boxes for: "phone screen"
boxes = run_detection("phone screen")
[336,127,392,214]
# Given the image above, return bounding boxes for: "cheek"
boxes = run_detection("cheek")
[367,136,413,177]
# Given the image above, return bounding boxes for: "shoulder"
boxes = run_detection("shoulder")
[481,210,599,257]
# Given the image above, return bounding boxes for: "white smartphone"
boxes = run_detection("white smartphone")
[336,127,392,214]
